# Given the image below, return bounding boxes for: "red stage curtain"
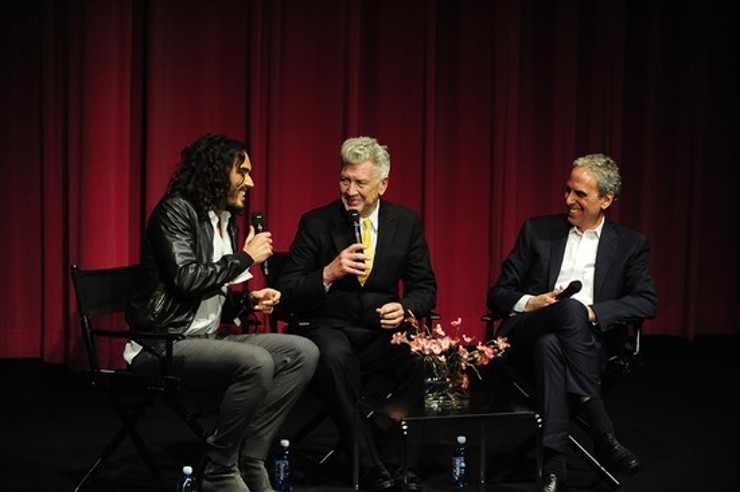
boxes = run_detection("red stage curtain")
[1,0,737,368]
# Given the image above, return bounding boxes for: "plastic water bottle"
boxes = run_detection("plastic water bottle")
[451,435,468,487]
[273,439,293,492]
[179,465,195,492]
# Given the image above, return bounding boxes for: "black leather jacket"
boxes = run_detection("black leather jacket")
[126,194,255,341]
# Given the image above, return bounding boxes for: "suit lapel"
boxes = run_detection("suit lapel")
[548,217,570,289]
[372,202,398,284]
[329,201,352,254]
[594,220,618,301]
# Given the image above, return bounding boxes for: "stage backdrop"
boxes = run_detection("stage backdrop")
[2,0,738,369]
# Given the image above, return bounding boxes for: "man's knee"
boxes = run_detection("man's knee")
[234,350,275,389]
[554,298,589,323]
[282,334,320,367]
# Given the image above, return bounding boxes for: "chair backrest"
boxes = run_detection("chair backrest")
[599,319,644,390]
[70,263,140,371]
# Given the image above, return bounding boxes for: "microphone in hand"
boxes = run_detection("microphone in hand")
[555,280,582,300]
[251,211,269,278]
[347,209,362,245]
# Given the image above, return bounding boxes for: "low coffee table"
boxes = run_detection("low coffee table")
[353,392,542,491]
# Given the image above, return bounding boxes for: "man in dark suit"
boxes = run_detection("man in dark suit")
[487,153,658,492]
[276,136,437,491]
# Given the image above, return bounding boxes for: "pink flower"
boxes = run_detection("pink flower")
[391,332,409,345]
[395,313,509,384]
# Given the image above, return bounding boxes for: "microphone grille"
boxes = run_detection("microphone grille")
[347,209,360,222]
[251,211,265,232]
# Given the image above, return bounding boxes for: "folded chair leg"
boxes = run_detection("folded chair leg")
[317,447,336,466]
[164,396,211,440]
[74,425,131,492]
[114,392,164,480]
[568,434,620,489]
[290,410,330,446]
[74,399,159,492]
[302,407,383,476]
[287,410,334,482]
[121,409,162,481]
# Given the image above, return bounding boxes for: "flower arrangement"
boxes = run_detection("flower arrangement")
[391,313,510,410]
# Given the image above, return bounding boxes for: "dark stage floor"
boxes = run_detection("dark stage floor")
[1,335,738,492]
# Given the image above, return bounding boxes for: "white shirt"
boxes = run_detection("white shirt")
[513,216,604,313]
[553,217,604,306]
[123,210,251,364]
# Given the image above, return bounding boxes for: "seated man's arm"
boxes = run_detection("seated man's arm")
[591,233,658,330]
[397,213,437,321]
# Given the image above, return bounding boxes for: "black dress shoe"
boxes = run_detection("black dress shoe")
[539,473,568,492]
[360,465,396,492]
[391,466,423,491]
[596,431,641,473]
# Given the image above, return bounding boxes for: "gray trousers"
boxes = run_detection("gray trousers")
[131,332,319,466]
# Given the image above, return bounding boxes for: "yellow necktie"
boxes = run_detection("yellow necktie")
[359,218,373,285]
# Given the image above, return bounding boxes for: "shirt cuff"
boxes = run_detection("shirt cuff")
[513,294,533,313]
[230,267,253,286]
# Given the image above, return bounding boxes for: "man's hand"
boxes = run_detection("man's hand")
[249,288,281,314]
[376,302,404,330]
[524,288,595,321]
[242,225,273,264]
[586,304,597,323]
[322,243,370,284]
[524,290,560,312]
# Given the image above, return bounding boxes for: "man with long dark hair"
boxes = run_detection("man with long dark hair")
[126,133,319,492]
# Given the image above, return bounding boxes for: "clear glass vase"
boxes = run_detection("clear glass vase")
[423,360,470,412]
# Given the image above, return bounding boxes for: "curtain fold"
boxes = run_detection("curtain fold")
[2,0,737,367]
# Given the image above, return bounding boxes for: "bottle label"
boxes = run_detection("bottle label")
[275,459,289,478]
[452,456,466,481]
[181,477,193,492]
[274,458,292,491]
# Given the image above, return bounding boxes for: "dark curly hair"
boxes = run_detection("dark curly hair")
[167,133,248,217]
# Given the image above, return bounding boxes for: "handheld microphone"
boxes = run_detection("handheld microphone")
[347,209,362,245]
[251,211,269,277]
[555,280,582,300]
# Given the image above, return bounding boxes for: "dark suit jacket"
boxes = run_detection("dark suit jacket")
[276,199,437,329]
[487,214,658,337]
